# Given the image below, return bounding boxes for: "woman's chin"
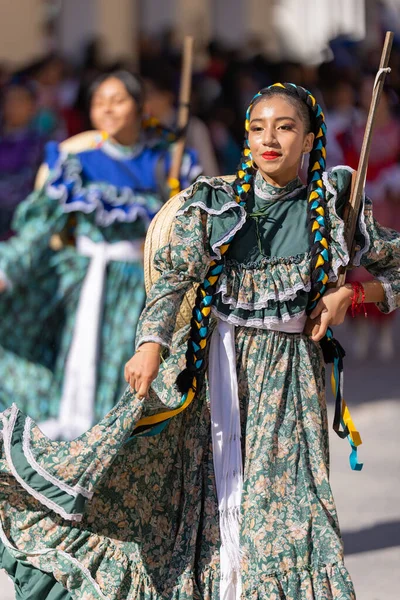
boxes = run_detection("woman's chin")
[102,129,119,140]
[258,164,284,178]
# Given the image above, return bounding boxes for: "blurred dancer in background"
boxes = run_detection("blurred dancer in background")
[0,70,200,439]
[144,66,220,176]
[0,81,46,239]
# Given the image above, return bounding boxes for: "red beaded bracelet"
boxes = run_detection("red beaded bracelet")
[349,281,367,318]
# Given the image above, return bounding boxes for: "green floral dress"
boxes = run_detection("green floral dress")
[0,167,399,600]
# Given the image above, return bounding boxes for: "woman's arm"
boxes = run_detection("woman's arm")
[124,342,161,398]
[359,199,400,313]
[307,192,400,341]
[306,280,385,342]
[125,206,211,396]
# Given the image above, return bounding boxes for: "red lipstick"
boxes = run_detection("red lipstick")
[262,151,281,160]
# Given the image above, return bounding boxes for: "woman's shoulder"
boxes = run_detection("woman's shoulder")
[38,132,105,184]
[176,175,238,216]
[323,165,356,214]
[59,130,104,155]
[323,164,359,196]
[46,131,104,164]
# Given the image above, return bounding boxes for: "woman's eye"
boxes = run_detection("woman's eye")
[250,126,263,132]
[279,125,293,131]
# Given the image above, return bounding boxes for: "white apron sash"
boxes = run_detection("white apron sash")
[40,236,143,440]
[209,315,305,600]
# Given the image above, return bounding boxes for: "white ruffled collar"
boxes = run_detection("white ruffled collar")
[254,170,304,201]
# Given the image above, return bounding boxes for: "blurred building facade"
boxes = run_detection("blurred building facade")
[0,0,375,69]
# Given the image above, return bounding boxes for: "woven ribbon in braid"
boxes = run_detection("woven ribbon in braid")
[276,84,361,470]
[142,116,183,145]
[131,83,362,471]
[142,116,188,198]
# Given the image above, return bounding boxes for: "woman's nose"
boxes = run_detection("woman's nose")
[102,101,115,114]
[261,127,276,146]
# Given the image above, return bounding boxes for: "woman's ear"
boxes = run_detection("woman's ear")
[303,132,315,154]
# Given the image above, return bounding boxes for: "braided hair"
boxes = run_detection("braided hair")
[176,82,329,395]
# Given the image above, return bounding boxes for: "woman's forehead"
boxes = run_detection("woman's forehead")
[250,96,299,119]
[94,78,129,98]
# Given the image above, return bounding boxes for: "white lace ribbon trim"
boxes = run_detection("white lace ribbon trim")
[255,180,306,201]
[215,279,311,309]
[176,175,238,205]
[177,199,247,260]
[46,151,161,227]
[23,417,92,499]
[2,405,83,522]
[177,199,241,218]
[0,513,107,600]
[323,165,370,281]
[377,275,397,313]
[210,214,247,260]
[211,306,307,331]
[135,335,171,352]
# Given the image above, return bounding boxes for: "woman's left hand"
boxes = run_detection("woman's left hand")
[305,285,353,342]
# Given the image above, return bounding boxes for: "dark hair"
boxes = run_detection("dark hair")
[177,83,329,397]
[89,70,145,112]
[87,69,182,151]
[144,65,177,96]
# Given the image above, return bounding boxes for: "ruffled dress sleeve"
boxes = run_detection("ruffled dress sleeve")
[44,141,164,227]
[135,177,246,350]
[0,186,67,289]
[360,200,400,312]
[324,165,400,313]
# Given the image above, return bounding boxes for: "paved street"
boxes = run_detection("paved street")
[1,318,399,600]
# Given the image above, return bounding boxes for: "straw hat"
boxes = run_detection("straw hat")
[34,130,105,190]
[144,175,236,331]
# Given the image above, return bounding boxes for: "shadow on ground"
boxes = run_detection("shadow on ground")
[343,519,400,555]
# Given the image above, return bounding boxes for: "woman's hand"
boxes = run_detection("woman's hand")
[0,279,7,293]
[124,342,161,398]
[305,285,353,342]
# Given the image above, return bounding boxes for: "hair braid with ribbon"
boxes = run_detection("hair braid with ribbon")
[142,116,181,146]
[176,82,329,396]
[291,85,330,312]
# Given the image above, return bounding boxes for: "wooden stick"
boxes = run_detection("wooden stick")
[336,31,394,287]
[168,36,194,197]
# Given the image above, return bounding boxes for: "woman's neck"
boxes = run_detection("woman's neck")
[109,126,140,148]
[254,170,302,199]
[258,169,299,189]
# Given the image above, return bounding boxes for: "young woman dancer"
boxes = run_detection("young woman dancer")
[0,83,399,599]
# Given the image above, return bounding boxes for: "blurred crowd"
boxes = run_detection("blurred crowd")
[1,17,400,359]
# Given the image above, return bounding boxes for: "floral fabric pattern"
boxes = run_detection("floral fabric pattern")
[0,168,399,599]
